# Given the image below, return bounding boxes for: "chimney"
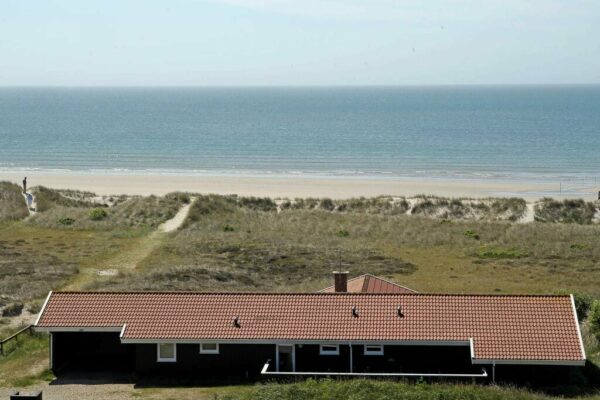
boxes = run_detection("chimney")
[333,271,349,293]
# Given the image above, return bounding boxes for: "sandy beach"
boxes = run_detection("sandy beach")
[0,171,593,200]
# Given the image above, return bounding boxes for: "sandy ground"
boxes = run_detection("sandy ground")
[158,197,196,233]
[1,172,594,200]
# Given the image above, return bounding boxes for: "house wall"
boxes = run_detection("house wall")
[47,334,583,384]
[295,344,351,372]
[135,343,275,377]
[351,345,475,373]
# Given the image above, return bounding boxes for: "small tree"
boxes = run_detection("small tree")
[589,300,600,342]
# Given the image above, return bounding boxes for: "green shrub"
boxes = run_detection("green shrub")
[570,243,588,250]
[336,229,350,238]
[2,302,24,317]
[223,224,235,232]
[237,196,277,212]
[320,198,335,211]
[89,208,108,221]
[464,230,480,240]
[589,300,600,342]
[58,217,75,225]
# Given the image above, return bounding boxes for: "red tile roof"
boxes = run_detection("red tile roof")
[320,274,416,294]
[36,292,585,363]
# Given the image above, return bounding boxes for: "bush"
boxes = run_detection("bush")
[237,196,277,212]
[464,230,480,240]
[336,229,350,237]
[89,208,108,221]
[589,300,600,342]
[570,243,588,250]
[58,217,75,225]
[320,198,335,211]
[2,302,24,317]
[223,224,235,232]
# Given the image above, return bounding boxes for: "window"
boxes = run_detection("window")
[364,344,384,356]
[200,343,219,354]
[157,343,177,362]
[319,344,339,355]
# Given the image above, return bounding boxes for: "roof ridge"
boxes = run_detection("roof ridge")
[50,291,573,297]
[360,274,418,293]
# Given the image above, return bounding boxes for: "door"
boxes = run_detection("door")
[277,344,295,372]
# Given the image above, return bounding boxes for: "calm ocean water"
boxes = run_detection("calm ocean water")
[1,86,599,182]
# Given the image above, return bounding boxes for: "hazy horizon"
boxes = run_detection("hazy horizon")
[1,0,599,86]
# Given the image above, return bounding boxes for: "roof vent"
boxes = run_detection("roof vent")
[233,316,241,328]
[397,305,404,318]
[352,306,359,318]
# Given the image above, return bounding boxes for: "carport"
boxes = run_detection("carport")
[50,331,135,374]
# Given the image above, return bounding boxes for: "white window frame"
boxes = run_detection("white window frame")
[200,343,220,354]
[364,344,384,356]
[157,343,177,362]
[319,344,340,355]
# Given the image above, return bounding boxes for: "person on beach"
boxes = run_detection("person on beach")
[22,177,27,193]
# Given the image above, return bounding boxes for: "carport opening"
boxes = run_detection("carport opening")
[52,332,135,374]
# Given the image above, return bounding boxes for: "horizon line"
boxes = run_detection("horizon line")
[0,83,599,89]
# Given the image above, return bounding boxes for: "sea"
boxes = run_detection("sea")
[1,86,599,186]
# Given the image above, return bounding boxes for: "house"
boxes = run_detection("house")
[34,273,586,383]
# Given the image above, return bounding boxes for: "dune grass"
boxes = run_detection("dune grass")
[0,182,28,222]
[29,190,190,230]
[0,222,146,306]
[82,195,600,296]
[534,198,598,224]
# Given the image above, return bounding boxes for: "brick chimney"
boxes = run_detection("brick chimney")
[333,271,349,293]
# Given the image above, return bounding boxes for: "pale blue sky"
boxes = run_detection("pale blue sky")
[1,0,599,86]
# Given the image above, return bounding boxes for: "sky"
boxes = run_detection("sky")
[0,0,599,86]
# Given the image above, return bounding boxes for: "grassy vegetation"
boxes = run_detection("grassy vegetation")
[0,182,28,222]
[29,189,190,230]
[535,198,598,224]
[0,331,51,387]
[410,196,527,221]
[218,379,600,400]
[0,222,146,307]
[80,194,600,296]
[3,192,600,394]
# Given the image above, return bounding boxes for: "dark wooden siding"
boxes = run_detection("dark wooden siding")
[295,344,350,372]
[135,343,275,377]
[51,332,135,374]
[352,344,476,373]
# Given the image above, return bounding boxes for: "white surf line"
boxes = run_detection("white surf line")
[158,197,196,233]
